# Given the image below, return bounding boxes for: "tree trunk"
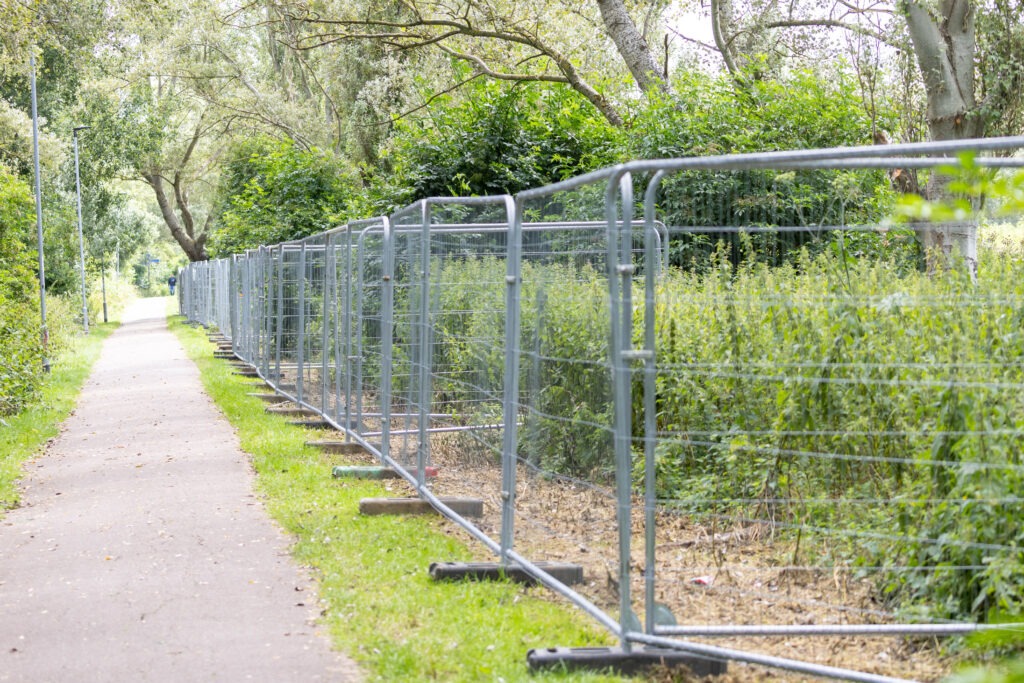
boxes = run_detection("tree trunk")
[904,0,983,276]
[904,0,983,142]
[710,0,741,77]
[595,0,667,95]
[144,173,209,262]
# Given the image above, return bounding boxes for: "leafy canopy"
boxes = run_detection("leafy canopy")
[208,137,359,256]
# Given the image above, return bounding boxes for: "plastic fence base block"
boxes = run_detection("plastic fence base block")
[232,369,259,377]
[265,406,319,417]
[332,466,438,480]
[359,497,484,517]
[527,646,727,677]
[287,419,335,430]
[306,440,370,454]
[247,393,287,403]
[332,466,403,480]
[429,561,583,585]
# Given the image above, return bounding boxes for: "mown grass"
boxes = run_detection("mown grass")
[0,321,119,512]
[167,312,632,683]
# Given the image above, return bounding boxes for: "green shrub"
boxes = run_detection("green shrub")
[0,164,43,415]
[647,233,1024,621]
[208,138,360,256]
[369,80,622,210]
[628,69,897,269]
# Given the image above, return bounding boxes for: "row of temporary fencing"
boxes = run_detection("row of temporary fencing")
[179,136,1024,683]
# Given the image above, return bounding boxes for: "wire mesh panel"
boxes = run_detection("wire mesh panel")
[321,228,350,431]
[219,260,230,333]
[628,147,1024,679]
[178,261,201,324]
[233,254,250,360]
[348,220,389,441]
[385,199,514,495]
[501,172,648,638]
[294,235,327,412]
[265,245,285,385]
[271,244,303,396]
[318,219,388,441]
[237,248,266,368]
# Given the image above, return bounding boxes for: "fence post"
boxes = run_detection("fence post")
[260,247,271,380]
[415,202,433,488]
[331,231,344,427]
[642,171,666,635]
[274,247,285,388]
[348,227,360,433]
[500,195,522,565]
[321,236,333,414]
[607,171,638,650]
[380,218,395,465]
[297,242,307,405]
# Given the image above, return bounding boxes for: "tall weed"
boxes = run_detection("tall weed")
[423,231,1024,620]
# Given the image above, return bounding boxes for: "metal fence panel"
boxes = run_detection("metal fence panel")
[177,136,1024,682]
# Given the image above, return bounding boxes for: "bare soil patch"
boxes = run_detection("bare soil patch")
[302,407,951,682]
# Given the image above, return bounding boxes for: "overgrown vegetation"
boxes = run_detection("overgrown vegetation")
[0,163,42,415]
[208,138,361,256]
[372,78,622,209]
[648,232,1024,622]
[205,68,888,258]
[395,215,1024,625]
[0,159,134,503]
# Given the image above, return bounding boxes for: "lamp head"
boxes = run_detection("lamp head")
[73,125,91,134]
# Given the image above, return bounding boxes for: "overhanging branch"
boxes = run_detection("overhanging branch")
[762,19,900,48]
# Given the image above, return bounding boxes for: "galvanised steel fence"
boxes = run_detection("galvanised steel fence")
[180,137,1024,682]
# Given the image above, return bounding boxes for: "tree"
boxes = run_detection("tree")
[701,0,1024,270]
[701,0,1023,140]
[254,0,674,126]
[595,0,668,96]
[374,79,621,203]
[80,0,335,262]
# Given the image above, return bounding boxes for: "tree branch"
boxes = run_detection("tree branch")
[762,18,900,48]
[711,0,742,76]
[436,45,568,84]
[279,9,625,125]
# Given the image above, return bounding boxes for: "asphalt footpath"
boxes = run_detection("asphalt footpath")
[0,298,361,682]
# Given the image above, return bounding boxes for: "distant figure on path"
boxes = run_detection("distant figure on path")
[168,275,177,295]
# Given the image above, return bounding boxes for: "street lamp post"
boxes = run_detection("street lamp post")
[30,54,49,372]
[73,125,91,334]
[100,253,108,323]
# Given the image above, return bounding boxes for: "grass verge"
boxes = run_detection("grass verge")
[0,321,119,512]
[167,313,632,683]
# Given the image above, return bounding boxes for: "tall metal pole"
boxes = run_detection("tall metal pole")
[30,54,50,372]
[73,126,91,334]
[100,253,108,323]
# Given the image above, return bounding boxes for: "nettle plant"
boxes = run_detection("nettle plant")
[417,170,1024,620]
